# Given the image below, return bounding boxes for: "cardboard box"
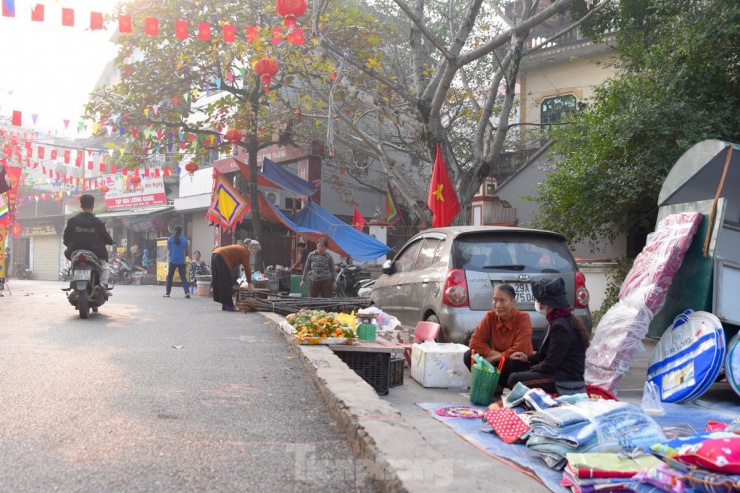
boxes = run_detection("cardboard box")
[411,343,471,389]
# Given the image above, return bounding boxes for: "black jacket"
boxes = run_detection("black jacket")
[528,316,586,382]
[63,212,114,261]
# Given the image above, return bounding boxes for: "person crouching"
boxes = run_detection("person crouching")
[211,241,254,311]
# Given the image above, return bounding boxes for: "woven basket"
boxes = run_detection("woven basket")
[470,365,500,406]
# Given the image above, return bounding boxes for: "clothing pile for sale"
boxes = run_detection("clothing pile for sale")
[561,421,740,493]
[526,399,666,470]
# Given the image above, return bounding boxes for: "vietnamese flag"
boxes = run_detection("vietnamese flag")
[2,0,15,17]
[145,17,158,36]
[198,22,210,40]
[246,25,258,43]
[119,14,132,33]
[11,110,21,126]
[427,143,460,227]
[90,12,103,30]
[352,208,366,231]
[64,150,70,164]
[51,149,57,160]
[38,146,44,159]
[31,3,43,21]
[223,24,235,42]
[61,7,74,27]
[175,19,188,39]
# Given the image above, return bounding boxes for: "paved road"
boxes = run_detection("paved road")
[0,280,377,493]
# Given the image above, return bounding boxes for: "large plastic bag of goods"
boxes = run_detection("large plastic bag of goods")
[585,212,703,392]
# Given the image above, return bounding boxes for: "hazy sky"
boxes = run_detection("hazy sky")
[0,0,119,134]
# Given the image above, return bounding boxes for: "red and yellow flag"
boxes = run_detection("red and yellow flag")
[352,208,365,231]
[427,143,460,227]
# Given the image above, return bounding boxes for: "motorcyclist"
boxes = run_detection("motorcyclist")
[63,194,114,286]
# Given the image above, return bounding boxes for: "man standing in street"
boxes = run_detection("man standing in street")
[63,194,115,286]
[300,237,336,298]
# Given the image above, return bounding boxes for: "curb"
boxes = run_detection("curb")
[261,312,455,493]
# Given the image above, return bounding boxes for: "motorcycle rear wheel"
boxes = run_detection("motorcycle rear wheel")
[78,290,90,319]
[121,271,133,285]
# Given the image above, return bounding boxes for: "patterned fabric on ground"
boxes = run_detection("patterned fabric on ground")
[522,388,560,411]
[651,432,737,458]
[484,408,531,444]
[684,468,740,493]
[632,462,688,492]
[673,436,740,474]
[565,453,662,480]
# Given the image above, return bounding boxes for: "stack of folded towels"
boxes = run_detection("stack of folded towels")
[526,399,666,470]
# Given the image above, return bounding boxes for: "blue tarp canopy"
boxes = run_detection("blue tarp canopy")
[234,157,317,196]
[258,192,390,262]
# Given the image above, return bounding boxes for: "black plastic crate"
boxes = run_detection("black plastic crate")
[389,357,404,387]
[335,350,391,395]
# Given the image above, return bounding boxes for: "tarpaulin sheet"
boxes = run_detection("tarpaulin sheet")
[234,157,317,196]
[258,193,390,262]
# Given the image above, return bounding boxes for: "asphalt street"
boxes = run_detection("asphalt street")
[0,280,378,493]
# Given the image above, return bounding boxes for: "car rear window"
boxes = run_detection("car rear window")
[451,232,577,273]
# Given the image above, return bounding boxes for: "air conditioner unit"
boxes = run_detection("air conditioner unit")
[265,191,282,207]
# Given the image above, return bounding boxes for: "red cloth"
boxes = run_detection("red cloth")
[31,3,43,21]
[484,408,530,443]
[61,7,74,27]
[175,20,188,39]
[198,22,211,40]
[119,14,132,33]
[145,17,158,36]
[352,208,365,231]
[427,143,460,227]
[223,24,235,42]
[90,12,103,30]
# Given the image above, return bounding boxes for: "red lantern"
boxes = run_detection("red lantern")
[254,58,279,94]
[99,183,110,196]
[276,0,307,30]
[184,162,199,181]
[225,128,243,144]
[129,173,142,185]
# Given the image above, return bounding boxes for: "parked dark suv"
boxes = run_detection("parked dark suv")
[370,226,592,347]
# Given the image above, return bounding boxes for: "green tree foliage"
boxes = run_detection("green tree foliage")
[531,0,740,252]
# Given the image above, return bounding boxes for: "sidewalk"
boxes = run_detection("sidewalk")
[260,313,735,493]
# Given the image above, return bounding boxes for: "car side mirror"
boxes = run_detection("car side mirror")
[382,259,392,275]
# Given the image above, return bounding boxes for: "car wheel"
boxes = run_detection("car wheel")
[424,314,445,342]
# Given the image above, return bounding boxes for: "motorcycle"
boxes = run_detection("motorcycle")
[62,249,111,319]
[357,278,375,299]
[335,263,364,298]
[109,256,135,285]
[15,262,32,280]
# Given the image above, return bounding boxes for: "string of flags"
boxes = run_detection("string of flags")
[1,1,306,45]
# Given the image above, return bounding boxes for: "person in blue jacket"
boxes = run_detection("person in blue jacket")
[164,225,190,298]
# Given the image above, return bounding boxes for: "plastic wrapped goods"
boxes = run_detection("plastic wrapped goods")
[619,212,703,315]
[585,212,703,392]
[647,310,725,403]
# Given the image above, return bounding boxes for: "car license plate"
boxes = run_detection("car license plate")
[511,282,534,303]
[73,270,91,281]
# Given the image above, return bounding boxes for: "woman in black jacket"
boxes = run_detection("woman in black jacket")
[508,277,590,394]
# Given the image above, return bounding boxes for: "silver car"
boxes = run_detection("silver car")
[370,226,592,347]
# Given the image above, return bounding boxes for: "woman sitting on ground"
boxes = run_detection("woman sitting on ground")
[508,277,590,394]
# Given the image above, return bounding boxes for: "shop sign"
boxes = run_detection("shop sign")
[22,224,57,236]
[102,168,167,210]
